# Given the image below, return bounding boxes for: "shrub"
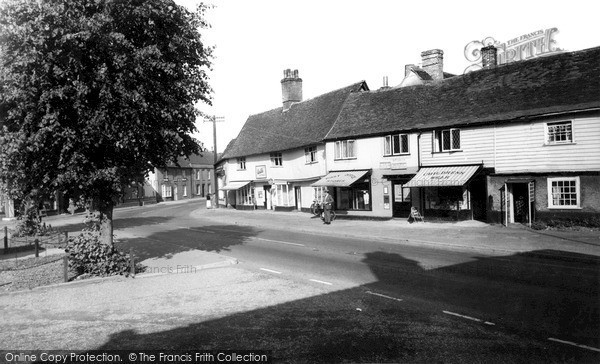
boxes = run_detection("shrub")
[66,213,144,277]
[530,221,548,230]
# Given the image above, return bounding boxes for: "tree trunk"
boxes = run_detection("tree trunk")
[91,199,114,246]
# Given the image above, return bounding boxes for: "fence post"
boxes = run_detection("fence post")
[34,239,39,258]
[63,231,68,245]
[63,256,68,282]
[3,226,7,254]
[130,248,135,277]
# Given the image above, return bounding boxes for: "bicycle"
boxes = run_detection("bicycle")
[310,199,336,221]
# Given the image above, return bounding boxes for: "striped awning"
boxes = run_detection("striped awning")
[403,165,480,187]
[221,181,250,190]
[311,170,370,187]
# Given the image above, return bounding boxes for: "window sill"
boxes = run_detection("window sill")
[305,161,318,165]
[270,166,283,168]
[543,142,576,146]
[334,157,357,161]
[383,153,410,157]
[547,206,582,210]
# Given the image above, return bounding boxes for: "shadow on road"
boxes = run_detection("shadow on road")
[115,225,260,262]
[56,248,600,363]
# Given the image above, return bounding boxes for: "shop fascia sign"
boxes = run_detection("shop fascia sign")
[324,172,361,184]
[464,27,561,73]
[422,170,466,181]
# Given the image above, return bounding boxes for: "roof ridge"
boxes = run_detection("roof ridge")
[324,81,369,141]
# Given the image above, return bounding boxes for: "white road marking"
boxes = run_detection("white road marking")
[365,291,403,302]
[548,338,600,352]
[251,237,305,247]
[309,279,333,286]
[260,268,282,274]
[443,310,494,326]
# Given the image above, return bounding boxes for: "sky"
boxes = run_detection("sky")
[174,0,600,154]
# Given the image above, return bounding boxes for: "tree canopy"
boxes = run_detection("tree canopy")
[0,0,213,241]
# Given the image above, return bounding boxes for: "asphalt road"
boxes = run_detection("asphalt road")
[45,200,600,361]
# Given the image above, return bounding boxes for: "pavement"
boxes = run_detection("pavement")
[193,207,600,257]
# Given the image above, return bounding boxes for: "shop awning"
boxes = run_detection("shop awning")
[403,165,480,187]
[311,170,370,187]
[221,181,250,190]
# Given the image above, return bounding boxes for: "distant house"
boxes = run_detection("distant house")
[217,69,368,211]
[144,152,216,203]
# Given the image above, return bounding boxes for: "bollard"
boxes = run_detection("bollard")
[63,256,69,282]
[34,239,39,258]
[3,226,7,254]
[130,248,135,277]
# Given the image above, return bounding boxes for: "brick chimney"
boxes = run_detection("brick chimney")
[281,69,302,111]
[421,49,444,81]
[481,45,498,68]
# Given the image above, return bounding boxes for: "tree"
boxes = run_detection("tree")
[0,0,213,245]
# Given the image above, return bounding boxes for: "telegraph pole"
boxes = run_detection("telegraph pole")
[207,116,224,208]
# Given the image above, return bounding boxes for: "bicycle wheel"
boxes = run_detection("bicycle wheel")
[331,210,336,221]
[310,203,319,216]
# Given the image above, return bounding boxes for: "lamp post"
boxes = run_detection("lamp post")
[206,116,224,208]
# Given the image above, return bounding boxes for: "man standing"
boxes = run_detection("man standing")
[323,189,334,224]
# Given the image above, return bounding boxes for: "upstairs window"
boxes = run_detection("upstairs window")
[546,121,573,144]
[305,146,317,164]
[270,152,283,166]
[237,157,246,170]
[384,134,409,156]
[335,140,356,160]
[434,128,461,152]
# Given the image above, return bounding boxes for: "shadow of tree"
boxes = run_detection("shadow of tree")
[115,225,260,262]
[50,248,600,363]
[53,216,175,235]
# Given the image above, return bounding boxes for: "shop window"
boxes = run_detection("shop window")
[305,146,317,164]
[547,177,580,208]
[546,121,573,144]
[274,184,292,206]
[239,184,255,205]
[384,134,409,156]
[334,140,356,160]
[434,128,461,152]
[313,186,326,203]
[336,182,371,211]
[270,152,283,167]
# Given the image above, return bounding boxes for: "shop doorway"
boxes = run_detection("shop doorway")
[500,180,535,226]
[295,186,301,210]
[263,185,272,210]
[392,181,411,218]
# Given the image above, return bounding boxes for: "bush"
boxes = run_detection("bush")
[66,214,144,277]
[530,221,548,230]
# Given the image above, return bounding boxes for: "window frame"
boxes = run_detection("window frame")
[161,184,172,198]
[434,128,461,152]
[545,120,574,145]
[237,157,246,170]
[270,152,283,167]
[547,176,581,209]
[384,134,410,156]
[305,146,318,164]
[334,140,356,160]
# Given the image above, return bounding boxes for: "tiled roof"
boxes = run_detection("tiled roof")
[221,82,368,159]
[326,46,600,140]
[170,151,215,168]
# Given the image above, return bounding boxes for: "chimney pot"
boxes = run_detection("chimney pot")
[420,49,444,81]
[481,45,498,68]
